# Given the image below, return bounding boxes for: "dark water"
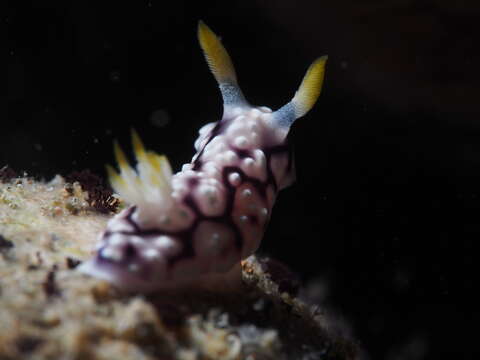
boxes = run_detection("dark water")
[5,1,479,358]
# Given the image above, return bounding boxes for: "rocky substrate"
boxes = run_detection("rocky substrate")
[0,170,359,359]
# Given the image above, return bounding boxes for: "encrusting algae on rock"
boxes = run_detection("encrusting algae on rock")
[0,171,359,359]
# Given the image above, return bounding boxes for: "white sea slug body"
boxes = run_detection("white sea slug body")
[79,21,327,291]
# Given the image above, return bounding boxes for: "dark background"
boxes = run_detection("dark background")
[5,1,480,358]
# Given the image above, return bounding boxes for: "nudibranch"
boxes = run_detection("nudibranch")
[79,21,327,292]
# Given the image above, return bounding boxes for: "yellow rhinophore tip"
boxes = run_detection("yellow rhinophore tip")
[198,20,237,85]
[131,128,147,161]
[113,140,130,173]
[292,55,328,118]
